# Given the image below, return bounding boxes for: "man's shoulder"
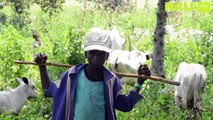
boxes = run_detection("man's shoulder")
[58,64,86,80]
[68,64,86,74]
[103,67,118,82]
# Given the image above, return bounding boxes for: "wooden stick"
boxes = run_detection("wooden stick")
[14,60,180,86]
[114,72,180,86]
[15,60,73,68]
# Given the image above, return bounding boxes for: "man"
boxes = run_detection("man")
[34,31,151,120]
[32,31,42,49]
[32,30,43,57]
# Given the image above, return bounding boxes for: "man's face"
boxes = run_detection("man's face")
[86,50,109,69]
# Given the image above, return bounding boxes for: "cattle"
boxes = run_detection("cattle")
[89,27,126,51]
[174,62,207,109]
[0,77,37,114]
[108,49,151,85]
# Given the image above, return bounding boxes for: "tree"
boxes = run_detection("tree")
[9,0,32,27]
[0,0,33,27]
[151,0,167,77]
[36,0,65,17]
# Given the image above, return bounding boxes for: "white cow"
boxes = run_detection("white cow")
[108,49,151,84]
[90,27,126,50]
[174,62,207,109]
[0,77,37,114]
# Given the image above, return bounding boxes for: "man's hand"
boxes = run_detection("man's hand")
[137,64,151,84]
[34,52,47,64]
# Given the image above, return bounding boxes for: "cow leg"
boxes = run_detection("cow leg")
[181,92,188,109]
[174,92,181,107]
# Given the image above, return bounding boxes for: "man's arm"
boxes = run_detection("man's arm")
[34,53,51,90]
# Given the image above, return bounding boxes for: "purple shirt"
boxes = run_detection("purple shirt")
[44,64,143,120]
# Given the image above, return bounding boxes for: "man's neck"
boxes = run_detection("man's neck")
[85,66,104,81]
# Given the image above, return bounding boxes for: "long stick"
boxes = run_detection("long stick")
[114,72,180,86]
[15,60,74,68]
[14,60,180,86]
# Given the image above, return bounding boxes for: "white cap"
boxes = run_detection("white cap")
[84,32,112,53]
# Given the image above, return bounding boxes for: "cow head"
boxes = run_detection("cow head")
[15,77,37,98]
[135,51,152,65]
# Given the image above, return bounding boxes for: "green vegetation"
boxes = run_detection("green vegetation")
[0,0,212,119]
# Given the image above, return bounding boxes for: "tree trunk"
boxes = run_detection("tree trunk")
[151,0,167,77]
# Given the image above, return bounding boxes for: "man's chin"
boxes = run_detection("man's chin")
[91,64,103,69]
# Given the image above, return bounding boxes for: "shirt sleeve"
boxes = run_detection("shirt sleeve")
[43,72,67,98]
[114,77,144,112]
[44,81,57,97]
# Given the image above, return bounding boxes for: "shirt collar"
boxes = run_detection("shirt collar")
[69,64,115,81]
